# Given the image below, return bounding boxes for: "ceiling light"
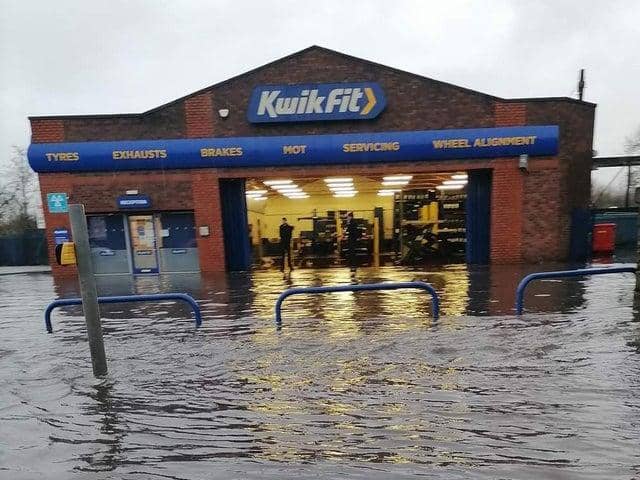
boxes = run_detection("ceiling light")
[377,191,395,196]
[451,174,468,180]
[248,196,267,201]
[383,175,413,181]
[329,185,355,191]
[324,178,353,184]
[378,189,401,194]
[436,184,465,190]
[382,180,409,186]
[275,187,302,192]
[264,179,293,186]
[286,194,309,199]
[246,189,267,195]
[443,180,468,185]
[333,192,357,197]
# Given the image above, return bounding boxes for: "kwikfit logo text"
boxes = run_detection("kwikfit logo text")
[257,87,376,118]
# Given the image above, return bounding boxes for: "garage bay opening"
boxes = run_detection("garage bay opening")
[243,171,488,270]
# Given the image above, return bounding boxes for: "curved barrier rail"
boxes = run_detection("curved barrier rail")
[275,281,440,326]
[45,293,202,333]
[515,266,636,315]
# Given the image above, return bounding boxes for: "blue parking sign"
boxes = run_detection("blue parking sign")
[47,193,68,213]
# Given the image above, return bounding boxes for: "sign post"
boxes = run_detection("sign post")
[68,204,108,377]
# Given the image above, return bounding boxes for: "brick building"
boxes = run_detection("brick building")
[27,46,595,277]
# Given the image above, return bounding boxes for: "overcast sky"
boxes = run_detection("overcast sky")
[1,0,639,188]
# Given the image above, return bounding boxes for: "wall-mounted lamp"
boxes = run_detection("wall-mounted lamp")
[519,154,529,173]
[199,225,210,237]
[218,108,230,119]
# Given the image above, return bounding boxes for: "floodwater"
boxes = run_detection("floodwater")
[1,262,639,479]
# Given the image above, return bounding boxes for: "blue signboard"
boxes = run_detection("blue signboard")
[117,195,152,209]
[247,82,386,123]
[27,125,559,173]
[53,228,69,245]
[47,193,68,213]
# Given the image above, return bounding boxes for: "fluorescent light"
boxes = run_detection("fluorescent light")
[264,179,293,186]
[383,175,412,181]
[382,180,409,186]
[436,184,464,190]
[378,189,400,194]
[329,185,355,191]
[275,187,302,192]
[377,191,395,196]
[246,189,267,195]
[451,174,468,180]
[286,194,309,199]
[324,177,353,183]
[334,192,357,197]
[443,180,468,185]
[248,196,267,201]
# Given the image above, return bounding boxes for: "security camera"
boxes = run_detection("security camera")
[519,154,529,173]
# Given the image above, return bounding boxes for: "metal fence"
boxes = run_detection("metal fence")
[0,230,48,266]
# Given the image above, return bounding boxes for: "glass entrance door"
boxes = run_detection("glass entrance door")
[128,215,159,274]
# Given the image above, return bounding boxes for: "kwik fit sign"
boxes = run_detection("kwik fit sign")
[247,82,386,123]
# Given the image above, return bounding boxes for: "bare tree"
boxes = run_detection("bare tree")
[619,125,640,207]
[0,146,40,234]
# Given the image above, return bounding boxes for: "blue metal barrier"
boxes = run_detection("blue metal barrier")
[275,281,440,326]
[45,293,202,333]
[515,266,636,315]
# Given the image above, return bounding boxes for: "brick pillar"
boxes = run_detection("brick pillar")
[185,94,225,272]
[30,119,65,143]
[191,170,226,272]
[494,102,526,126]
[39,173,77,277]
[185,93,214,138]
[490,162,524,263]
[30,120,75,277]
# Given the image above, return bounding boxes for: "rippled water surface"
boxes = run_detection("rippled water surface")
[1,264,639,479]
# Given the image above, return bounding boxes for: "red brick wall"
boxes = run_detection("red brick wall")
[494,102,526,126]
[31,119,65,143]
[522,160,563,261]
[185,93,215,138]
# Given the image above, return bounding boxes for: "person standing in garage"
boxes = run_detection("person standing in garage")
[345,212,360,276]
[279,217,294,273]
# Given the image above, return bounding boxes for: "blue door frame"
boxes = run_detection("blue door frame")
[466,169,492,264]
[220,179,252,271]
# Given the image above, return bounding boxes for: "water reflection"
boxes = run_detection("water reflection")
[48,262,619,326]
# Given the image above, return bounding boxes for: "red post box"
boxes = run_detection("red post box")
[592,223,616,254]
